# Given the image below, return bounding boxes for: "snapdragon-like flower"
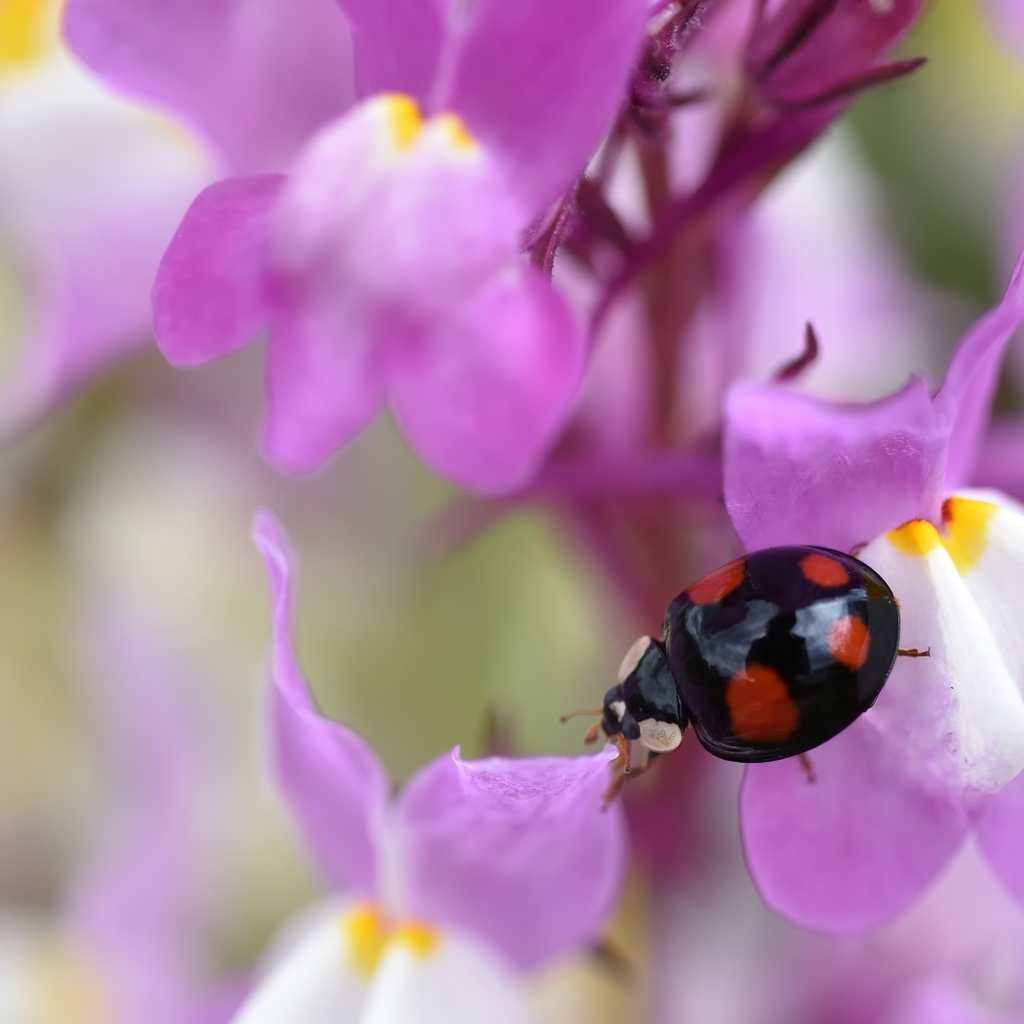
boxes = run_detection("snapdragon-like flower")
[246,511,627,1022]
[721,251,1024,932]
[0,0,211,439]
[133,0,650,491]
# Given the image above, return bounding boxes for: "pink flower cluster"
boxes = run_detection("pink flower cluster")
[4,0,1024,1022]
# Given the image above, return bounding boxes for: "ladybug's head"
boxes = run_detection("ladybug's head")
[601,635,687,752]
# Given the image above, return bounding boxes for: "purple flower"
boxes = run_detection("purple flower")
[721,250,1024,932]
[132,0,651,490]
[244,510,627,1019]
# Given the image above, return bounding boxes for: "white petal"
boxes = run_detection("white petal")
[0,914,50,1021]
[361,929,532,1024]
[232,910,368,1024]
[0,57,213,429]
[955,496,1024,687]
[860,495,1024,794]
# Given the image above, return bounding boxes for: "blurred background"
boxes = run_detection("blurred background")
[1,0,1023,1022]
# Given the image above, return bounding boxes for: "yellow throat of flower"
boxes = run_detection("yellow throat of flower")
[887,496,999,576]
[377,93,480,157]
[340,903,440,979]
[0,0,58,70]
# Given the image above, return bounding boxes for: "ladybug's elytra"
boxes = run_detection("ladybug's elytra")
[567,546,926,788]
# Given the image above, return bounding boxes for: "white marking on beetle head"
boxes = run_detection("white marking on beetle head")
[609,701,627,721]
[639,719,683,753]
[618,635,653,683]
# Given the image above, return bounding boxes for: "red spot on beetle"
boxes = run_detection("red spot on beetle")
[828,616,870,670]
[800,553,849,588]
[686,558,746,605]
[725,664,799,742]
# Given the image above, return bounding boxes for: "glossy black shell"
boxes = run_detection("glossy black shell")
[664,546,899,762]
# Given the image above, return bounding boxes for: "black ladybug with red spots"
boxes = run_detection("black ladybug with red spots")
[566,547,925,785]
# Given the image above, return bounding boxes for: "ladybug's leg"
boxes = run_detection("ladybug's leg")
[613,734,632,773]
[603,744,664,809]
[798,752,816,783]
[602,736,632,809]
[627,750,662,779]
[898,647,931,657]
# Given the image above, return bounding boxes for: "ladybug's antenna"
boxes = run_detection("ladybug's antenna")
[559,707,603,722]
[560,707,604,746]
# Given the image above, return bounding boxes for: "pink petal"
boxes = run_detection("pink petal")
[724,375,944,553]
[394,747,627,970]
[65,604,208,1000]
[935,252,1024,491]
[723,249,1024,553]
[64,0,354,173]
[338,0,648,214]
[261,298,384,475]
[388,267,586,493]
[440,0,650,211]
[254,509,389,895]
[975,768,1024,907]
[335,0,445,102]
[740,717,969,933]
[153,174,284,369]
[272,100,522,322]
[973,418,1024,503]
[892,977,1019,1024]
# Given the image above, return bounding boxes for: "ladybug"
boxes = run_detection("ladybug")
[566,546,927,786]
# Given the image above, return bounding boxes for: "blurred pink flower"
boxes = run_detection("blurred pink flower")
[244,510,627,1020]
[0,601,248,1024]
[721,251,1024,933]
[117,0,652,490]
[647,815,1024,1024]
[0,50,212,440]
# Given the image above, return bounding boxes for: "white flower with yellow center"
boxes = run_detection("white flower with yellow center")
[240,511,629,1023]
[236,901,529,1024]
